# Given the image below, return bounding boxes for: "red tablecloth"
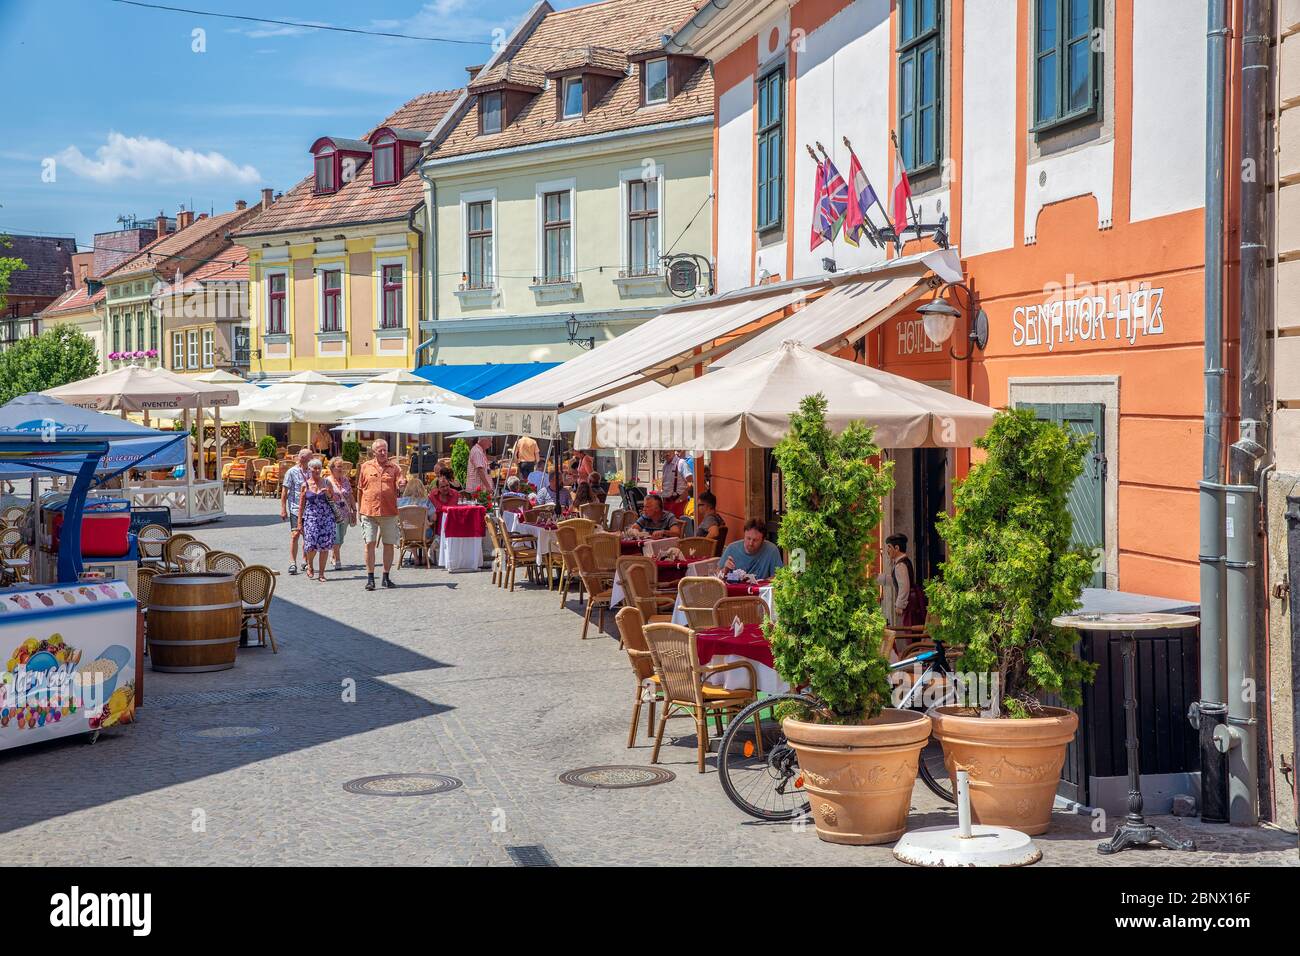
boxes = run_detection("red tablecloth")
[656,560,688,584]
[725,579,772,597]
[694,624,773,670]
[441,504,486,538]
[620,539,644,555]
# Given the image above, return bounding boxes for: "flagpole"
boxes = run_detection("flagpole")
[841,136,893,249]
[890,130,922,241]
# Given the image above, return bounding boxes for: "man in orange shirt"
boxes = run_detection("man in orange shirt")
[358,439,407,590]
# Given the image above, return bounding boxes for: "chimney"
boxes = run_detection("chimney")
[235,199,247,211]
[155,213,167,239]
[198,213,208,220]
[261,187,274,209]
[177,209,195,230]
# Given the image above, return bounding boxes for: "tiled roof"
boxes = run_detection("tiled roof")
[0,235,76,297]
[40,283,105,317]
[468,61,546,91]
[432,0,712,161]
[186,241,249,284]
[235,89,462,238]
[104,207,250,281]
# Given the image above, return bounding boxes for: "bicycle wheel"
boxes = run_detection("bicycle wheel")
[917,731,956,803]
[717,693,814,821]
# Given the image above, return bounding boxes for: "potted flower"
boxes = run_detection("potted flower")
[925,408,1097,835]
[768,394,930,845]
[108,351,121,363]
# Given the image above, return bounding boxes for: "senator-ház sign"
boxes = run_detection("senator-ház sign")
[1012,282,1165,351]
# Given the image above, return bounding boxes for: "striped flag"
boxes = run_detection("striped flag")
[844,149,879,247]
[891,148,913,238]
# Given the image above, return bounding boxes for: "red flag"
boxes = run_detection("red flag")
[809,160,827,252]
[844,150,874,247]
[891,154,912,238]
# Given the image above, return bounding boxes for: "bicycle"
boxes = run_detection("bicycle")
[717,641,960,821]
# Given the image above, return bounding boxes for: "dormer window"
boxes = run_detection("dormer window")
[644,58,668,104]
[481,92,503,134]
[562,77,584,119]
[314,145,337,193]
[372,133,397,186]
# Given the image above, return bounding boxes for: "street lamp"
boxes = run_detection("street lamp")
[919,282,988,361]
[565,313,595,350]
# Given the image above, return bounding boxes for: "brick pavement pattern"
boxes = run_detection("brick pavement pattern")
[1,497,1295,866]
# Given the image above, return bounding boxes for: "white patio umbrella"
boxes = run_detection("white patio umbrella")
[334,405,472,435]
[313,369,471,420]
[345,398,474,421]
[45,365,239,412]
[586,340,997,450]
[224,370,347,423]
[152,369,265,420]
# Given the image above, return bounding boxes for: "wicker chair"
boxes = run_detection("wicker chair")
[257,461,282,497]
[521,505,554,524]
[588,531,621,574]
[7,542,30,583]
[206,551,246,575]
[608,509,637,533]
[224,456,252,494]
[618,557,674,626]
[397,505,431,569]
[175,540,212,572]
[676,537,716,561]
[615,606,663,747]
[579,502,606,527]
[556,516,595,541]
[498,495,528,514]
[484,513,506,587]
[0,526,24,557]
[248,457,271,496]
[135,567,156,656]
[488,513,537,591]
[572,543,614,640]
[1,505,28,526]
[642,622,760,773]
[712,595,770,628]
[161,533,196,570]
[237,565,277,652]
[678,576,726,630]
[136,523,169,566]
[553,524,583,606]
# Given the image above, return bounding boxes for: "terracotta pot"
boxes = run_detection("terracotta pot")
[783,709,931,845]
[930,706,1078,835]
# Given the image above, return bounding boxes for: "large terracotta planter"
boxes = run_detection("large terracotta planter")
[930,706,1078,835]
[783,709,931,845]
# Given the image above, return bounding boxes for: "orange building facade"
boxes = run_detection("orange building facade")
[674,0,1225,603]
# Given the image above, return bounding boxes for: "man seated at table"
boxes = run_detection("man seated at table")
[719,518,783,580]
[635,493,682,539]
[695,491,727,546]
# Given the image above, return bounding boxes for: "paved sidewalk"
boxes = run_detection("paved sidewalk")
[0,497,1295,866]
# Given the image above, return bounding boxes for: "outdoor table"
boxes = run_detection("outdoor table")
[516,521,559,566]
[1054,611,1200,856]
[619,535,680,558]
[671,580,773,626]
[611,559,689,609]
[694,624,788,695]
[439,505,486,572]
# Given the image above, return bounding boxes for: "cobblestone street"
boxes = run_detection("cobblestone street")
[0,497,1295,867]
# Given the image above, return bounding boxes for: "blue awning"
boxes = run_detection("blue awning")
[411,363,559,401]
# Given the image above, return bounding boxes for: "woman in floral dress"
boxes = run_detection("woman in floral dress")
[297,458,338,581]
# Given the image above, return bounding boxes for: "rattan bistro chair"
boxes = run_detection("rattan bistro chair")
[618,558,674,628]
[136,523,169,566]
[615,606,663,747]
[488,513,537,591]
[712,595,770,628]
[572,543,614,640]
[397,505,431,569]
[676,537,716,561]
[237,565,277,653]
[206,551,246,575]
[678,576,726,631]
[588,531,621,574]
[175,540,212,572]
[642,622,760,773]
[161,533,195,571]
[553,524,582,606]
[579,502,606,527]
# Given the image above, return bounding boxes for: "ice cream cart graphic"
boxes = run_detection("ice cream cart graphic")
[0,582,137,750]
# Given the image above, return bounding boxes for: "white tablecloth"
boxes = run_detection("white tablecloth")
[439,512,484,572]
[671,584,775,625]
[705,656,788,695]
[517,522,558,566]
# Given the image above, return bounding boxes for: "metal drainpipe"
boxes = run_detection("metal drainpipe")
[1196,0,1231,825]
[1221,0,1273,826]
[1286,494,1300,832]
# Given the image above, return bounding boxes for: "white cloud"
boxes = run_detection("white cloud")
[56,133,261,185]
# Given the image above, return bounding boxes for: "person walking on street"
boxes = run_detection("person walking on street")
[357,439,407,590]
[512,434,539,484]
[298,458,339,581]
[327,456,356,572]
[466,436,494,496]
[280,448,311,575]
[312,423,334,457]
[660,450,690,517]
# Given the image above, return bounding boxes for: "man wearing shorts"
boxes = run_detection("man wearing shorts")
[280,448,311,574]
[358,439,406,590]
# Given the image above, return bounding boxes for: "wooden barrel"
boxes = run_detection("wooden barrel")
[148,572,241,673]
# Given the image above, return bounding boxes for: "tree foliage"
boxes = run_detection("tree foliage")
[926,408,1097,716]
[768,394,895,723]
[450,438,470,486]
[0,235,26,317]
[257,435,279,460]
[0,325,100,404]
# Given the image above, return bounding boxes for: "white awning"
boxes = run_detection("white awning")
[474,285,819,437]
[713,248,962,367]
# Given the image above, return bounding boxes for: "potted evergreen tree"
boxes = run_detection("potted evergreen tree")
[769,394,931,845]
[926,408,1096,834]
[450,438,470,488]
[257,435,278,460]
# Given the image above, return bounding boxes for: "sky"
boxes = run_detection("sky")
[0,0,586,249]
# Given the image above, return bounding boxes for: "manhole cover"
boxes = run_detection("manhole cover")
[342,773,463,797]
[558,766,676,789]
[506,844,557,867]
[184,725,277,740]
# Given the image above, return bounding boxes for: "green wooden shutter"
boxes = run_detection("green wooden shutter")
[1021,402,1106,587]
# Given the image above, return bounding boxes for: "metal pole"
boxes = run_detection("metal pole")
[1224,485,1260,824]
[1285,495,1300,833]
[1196,0,1231,824]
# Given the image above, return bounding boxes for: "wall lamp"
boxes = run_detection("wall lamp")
[565,313,595,351]
[919,281,988,361]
